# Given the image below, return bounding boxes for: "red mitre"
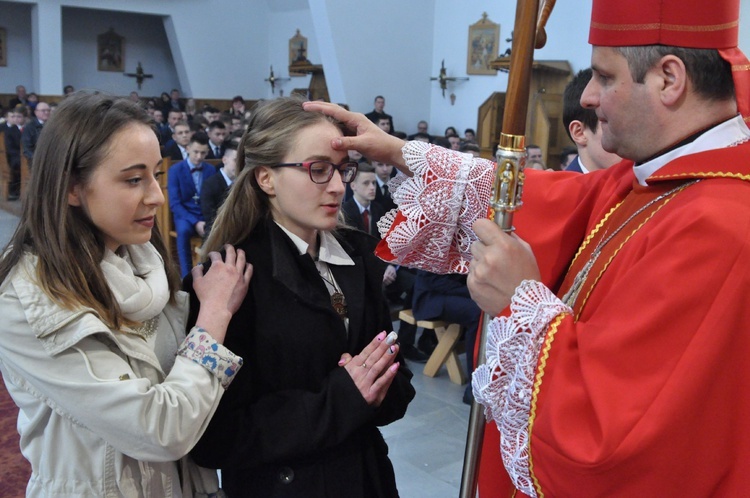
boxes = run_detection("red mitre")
[589,0,750,119]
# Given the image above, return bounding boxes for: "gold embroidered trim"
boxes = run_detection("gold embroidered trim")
[569,201,624,268]
[650,171,750,182]
[591,20,738,33]
[732,64,750,71]
[575,193,680,319]
[528,313,567,498]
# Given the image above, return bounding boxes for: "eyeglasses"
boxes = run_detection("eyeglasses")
[271,160,359,184]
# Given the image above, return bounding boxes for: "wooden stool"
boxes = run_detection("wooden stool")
[398,309,467,385]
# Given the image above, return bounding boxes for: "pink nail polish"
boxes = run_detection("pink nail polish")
[376,331,387,341]
[390,363,399,372]
[338,359,346,366]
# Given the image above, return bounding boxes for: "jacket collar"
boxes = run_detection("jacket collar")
[265,222,367,346]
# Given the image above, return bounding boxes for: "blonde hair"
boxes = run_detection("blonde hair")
[203,96,345,254]
[0,92,179,330]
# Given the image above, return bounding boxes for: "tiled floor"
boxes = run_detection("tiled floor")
[0,204,473,498]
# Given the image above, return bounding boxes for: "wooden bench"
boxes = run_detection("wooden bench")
[398,309,467,385]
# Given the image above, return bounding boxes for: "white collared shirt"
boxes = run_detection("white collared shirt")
[634,115,750,186]
[275,223,354,330]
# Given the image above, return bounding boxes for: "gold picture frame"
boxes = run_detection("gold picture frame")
[0,27,7,67]
[289,29,309,77]
[97,28,124,72]
[467,13,499,76]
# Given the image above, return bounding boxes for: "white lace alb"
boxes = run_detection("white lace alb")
[472,280,571,497]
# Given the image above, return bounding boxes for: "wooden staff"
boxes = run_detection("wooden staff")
[459,1,555,496]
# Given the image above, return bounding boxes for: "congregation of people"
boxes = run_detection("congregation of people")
[2,0,750,494]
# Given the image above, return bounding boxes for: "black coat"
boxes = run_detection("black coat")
[187,220,415,498]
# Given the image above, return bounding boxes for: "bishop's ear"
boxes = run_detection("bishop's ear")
[656,54,687,107]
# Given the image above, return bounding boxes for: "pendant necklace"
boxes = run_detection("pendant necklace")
[562,179,700,309]
[317,263,348,320]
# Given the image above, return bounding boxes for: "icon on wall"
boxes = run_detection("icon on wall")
[98,28,124,72]
[467,13,499,76]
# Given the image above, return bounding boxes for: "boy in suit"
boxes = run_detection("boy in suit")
[201,144,237,238]
[167,132,217,276]
[343,164,427,362]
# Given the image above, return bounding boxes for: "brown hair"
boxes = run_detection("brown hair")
[203,96,344,254]
[0,92,180,329]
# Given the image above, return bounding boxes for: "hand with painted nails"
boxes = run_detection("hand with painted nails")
[192,244,254,343]
[301,101,409,173]
[338,331,400,407]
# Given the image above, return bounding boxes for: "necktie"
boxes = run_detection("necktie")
[215,146,221,157]
[383,184,389,197]
[362,209,370,234]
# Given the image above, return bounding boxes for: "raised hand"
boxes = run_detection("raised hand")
[302,101,408,172]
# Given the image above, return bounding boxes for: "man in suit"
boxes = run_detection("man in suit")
[168,88,186,112]
[3,107,24,200]
[21,101,50,162]
[167,132,217,276]
[341,163,385,236]
[372,160,397,212]
[364,95,395,134]
[343,163,428,362]
[162,121,192,160]
[201,144,237,238]
[160,109,183,146]
[205,120,227,160]
[563,68,622,173]
[8,85,28,109]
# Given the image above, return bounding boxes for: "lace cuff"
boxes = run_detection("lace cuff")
[471,280,571,497]
[177,327,243,389]
[376,141,495,274]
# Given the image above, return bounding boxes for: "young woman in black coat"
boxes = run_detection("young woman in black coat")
[186,96,415,497]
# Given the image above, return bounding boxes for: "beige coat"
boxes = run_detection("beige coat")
[0,254,230,497]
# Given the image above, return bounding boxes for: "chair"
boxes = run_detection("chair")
[398,309,466,385]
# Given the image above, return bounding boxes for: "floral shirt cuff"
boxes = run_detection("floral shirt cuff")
[177,327,243,389]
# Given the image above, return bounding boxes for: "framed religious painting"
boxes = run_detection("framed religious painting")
[97,28,124,72]
[289,29,309,76]
[467,13,499,76]
[0,28,7,67]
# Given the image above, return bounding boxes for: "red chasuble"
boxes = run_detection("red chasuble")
[377,140,750,497]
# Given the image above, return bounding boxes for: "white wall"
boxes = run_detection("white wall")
[61,7,179,96]
[312,0,435,134]
[0,1,34,94]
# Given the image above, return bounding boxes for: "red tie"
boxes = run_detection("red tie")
[362,209,370,233]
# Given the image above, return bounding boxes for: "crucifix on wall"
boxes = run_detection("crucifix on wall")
[124,62,153,90]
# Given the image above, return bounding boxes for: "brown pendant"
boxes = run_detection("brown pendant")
[331,292,347,320]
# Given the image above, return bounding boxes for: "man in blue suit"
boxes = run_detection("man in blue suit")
[167,132,217,276]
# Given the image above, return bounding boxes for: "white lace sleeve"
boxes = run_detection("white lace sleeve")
[376,141,495,274]
[472,280,572,497]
